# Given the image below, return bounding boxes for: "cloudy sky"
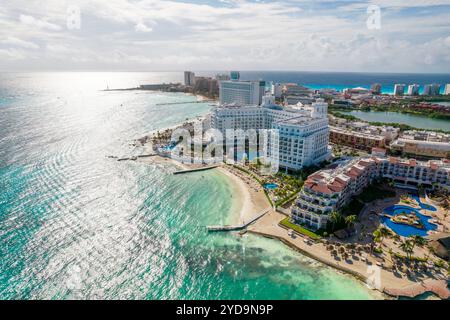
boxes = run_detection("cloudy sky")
[0,0,449,73]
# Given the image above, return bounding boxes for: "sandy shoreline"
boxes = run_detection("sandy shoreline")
[214,166,449,300]
[131,117,448,300]
[215,166,271,225]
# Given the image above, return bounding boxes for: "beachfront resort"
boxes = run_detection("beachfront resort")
[137,71,450,299]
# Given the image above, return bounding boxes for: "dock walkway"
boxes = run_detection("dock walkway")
[173,165,219,175]
[207,208,271,232]
[156,100,215,106]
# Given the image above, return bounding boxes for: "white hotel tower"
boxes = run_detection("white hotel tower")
[211,96,330,172]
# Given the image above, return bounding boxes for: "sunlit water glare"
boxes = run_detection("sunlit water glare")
[0,72,381,299]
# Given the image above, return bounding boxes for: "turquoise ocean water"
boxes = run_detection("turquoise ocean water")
[0,72,381,299]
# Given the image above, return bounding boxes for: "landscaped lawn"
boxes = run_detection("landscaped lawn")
[279,217,321,240]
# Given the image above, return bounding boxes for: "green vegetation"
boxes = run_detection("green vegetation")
[324,182,394,234]
[399,236,427,261]
[340,198,365,217]
[373,226,392,248]
[329,110,358,121]
[331,100,450,121]
[275,189,301,207]
[358,184,396,203]
[393,252,427,263]
[230,164,273,206]
[373,247,383,254]
[367,104,450,121]
[280,217,321,240]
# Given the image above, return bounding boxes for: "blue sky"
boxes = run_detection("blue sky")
[0,0,449,72]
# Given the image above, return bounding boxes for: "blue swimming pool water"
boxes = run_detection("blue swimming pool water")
[264,183,278,189]
[381,204,437,237]
[411,194,437,212]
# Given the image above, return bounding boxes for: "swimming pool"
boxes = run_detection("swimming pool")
[264,183,278,190]
[411,194,437,212]
[381,204,437,237]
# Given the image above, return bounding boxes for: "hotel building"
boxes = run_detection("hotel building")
[407,84,420,96]
[329,126,386,150]
[184,71,196,87]
[370,83,382,94]
[423,84,441,96]
[445,84,450,95]
[292,156,450,229]
[210,97,330,171]
[390,139,450,159]
[219,80,265,105]
[393,84,406,96]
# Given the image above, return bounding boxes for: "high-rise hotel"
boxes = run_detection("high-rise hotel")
[219,79,266,106]
[211,93,330,172]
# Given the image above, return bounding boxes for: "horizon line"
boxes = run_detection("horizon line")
[1,70,450,76]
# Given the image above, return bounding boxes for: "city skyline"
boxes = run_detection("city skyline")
[0,0,450,73]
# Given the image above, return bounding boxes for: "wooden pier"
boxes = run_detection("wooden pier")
[173,165,219,175]
[206,208,270,232]
[156,100,215,106]
[115,154,156,161]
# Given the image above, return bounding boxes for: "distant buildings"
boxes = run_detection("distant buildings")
[391,139,450,159]
[331,99,353,108]
[393,84,406,96]
[445,84,450,95]
[215,73,230,81]
[407,84,420,96]
[329,121,400,151]
[230,71,240,81]
[344,87,370,95]
[193,77,219,97]
[184,71,196,87]
[370,83,382,94]
[219,80,265,105]
[282,84,314,106]
[285,84,312,96]
[330,126,387,150]
[211,98,330,171]
[272,83,283,98]
[292,156,450,229]
[390,130,450,159]
[423,84,441,96]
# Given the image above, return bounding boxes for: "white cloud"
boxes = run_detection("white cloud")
[0,48,28,60]
[0,36,39,49]
[134,22,153,33]
[0,0,448,72]
[19,14,61,31]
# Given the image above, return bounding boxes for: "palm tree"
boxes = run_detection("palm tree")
[373,231,382,249]
[345,215,357,227]
[373,226,391,248]
[330,211,342,231]
[411,235,426,247]
[388,179,395,188]
[400,240,414,260]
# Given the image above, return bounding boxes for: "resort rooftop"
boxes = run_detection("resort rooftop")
[304,156,450,195]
